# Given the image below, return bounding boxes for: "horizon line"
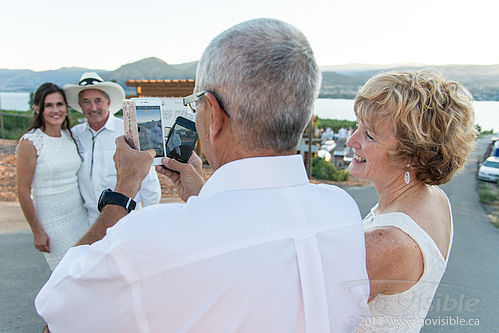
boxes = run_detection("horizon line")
[3,61,499,73]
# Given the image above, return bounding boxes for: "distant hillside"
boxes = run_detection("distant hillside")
[0,67,107,92]
[319,64,499,101]
[102,57,197,82]
[0,57,198,96]
[2,59,499,101]
[101,57,197,95]
[319,63,427,74]
[319,71,367,99]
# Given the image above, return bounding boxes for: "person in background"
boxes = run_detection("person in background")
[63,72,161,225]
[166,131,182,159]
[347,70,476,332]
[16,83,89,270]
[36,18,369,332]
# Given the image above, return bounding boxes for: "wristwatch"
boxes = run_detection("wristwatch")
[98,188,136,213]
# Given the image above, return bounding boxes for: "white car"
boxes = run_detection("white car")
[478,156,499,182]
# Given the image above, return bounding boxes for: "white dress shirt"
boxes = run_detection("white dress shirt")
[36,155,369,333]
[71,115,161,224]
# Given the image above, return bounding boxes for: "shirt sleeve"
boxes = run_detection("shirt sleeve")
[136,166,161,207]
[34,233,140,332]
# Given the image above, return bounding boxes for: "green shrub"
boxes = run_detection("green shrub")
[315,118,357,133]
[0,111,33,140]
[311,156,350,181]
[479,189,496,204]
[478,182,499,204]
[0,110,85,140]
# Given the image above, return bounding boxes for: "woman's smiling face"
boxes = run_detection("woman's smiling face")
[40,92,67,129]
[346,119,402,185]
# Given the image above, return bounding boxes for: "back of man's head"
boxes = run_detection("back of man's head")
[195,18,321,153]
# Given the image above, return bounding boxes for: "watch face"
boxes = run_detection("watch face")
[98,188,113,212]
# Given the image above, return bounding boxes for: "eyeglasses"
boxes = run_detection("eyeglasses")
[183,90,230,118]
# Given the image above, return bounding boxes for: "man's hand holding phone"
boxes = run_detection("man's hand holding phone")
[114,136,155,199]
[156,152,204,202]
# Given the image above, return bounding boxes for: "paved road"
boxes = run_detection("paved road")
[419,135,499,333]
[0,233,50,332]
[1,136,498,332]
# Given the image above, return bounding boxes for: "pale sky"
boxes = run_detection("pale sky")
[2,0,498,71]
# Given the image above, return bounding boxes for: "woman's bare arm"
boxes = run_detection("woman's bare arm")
[16,139,50,253]
[365,226,424,302]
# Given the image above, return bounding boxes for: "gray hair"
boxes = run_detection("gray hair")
[78,89,110,102]
[195,18,321,152]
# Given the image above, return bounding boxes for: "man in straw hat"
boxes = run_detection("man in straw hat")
[36,19,369,332]
[64,72,160,225]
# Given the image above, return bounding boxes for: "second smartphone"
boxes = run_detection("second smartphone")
[165,116,198,163]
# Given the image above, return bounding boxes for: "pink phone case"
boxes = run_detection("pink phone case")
[122,99,140,150]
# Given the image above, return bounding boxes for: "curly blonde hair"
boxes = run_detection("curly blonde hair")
[354,70,477,185]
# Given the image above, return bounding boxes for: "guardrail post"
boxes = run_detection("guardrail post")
[306,118,313,177]
[0,97,5,139]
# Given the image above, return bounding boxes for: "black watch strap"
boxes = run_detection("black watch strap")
[98,188,137,213]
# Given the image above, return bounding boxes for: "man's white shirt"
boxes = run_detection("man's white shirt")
[36,155,369,332]
[71,115,161,224]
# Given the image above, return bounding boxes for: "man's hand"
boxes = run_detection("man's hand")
[156,152,205,202]
[114,136,155,198]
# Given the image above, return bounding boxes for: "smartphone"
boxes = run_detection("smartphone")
[131,97,165,166]
[165,116,198,163]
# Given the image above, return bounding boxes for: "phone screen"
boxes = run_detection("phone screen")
[166,119,198,163]
[136,105,165,158]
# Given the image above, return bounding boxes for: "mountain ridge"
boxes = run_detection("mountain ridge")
[2,58,499,100]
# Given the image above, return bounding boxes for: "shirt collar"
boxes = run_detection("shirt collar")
[84,114,118,132]
[198,155,309,199]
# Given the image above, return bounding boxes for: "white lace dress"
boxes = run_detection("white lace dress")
[356,190,453,333]
[19,128,89,270]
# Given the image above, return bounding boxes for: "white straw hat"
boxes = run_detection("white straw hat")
[63,72,125,114]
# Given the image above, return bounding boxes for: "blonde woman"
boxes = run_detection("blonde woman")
[348,70,476,332]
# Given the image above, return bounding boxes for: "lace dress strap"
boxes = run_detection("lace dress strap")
[434,186,454,260]
[17,128,44,157]
[364,186,453,263]
[366,213,445,264]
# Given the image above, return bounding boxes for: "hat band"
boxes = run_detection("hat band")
[79,77,103,86]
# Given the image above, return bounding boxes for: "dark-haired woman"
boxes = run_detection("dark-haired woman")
[16,83,88,270]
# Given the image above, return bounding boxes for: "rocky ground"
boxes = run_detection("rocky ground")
[0,139,369,203]
[0,139,17,201]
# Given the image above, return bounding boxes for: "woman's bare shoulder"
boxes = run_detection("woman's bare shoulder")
[365,226,424,297]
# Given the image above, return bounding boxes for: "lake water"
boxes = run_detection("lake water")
[2,91,498,132]
[0,92,31,111]
[315,99,499,132]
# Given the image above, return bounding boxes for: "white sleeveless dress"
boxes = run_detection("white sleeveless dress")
[19,128,89,270]
[356,188,453,333]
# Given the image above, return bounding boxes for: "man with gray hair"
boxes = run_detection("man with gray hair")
[64,72,161,225]
[36,19,369,332]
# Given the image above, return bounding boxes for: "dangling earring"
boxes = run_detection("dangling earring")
[404,164,411,185]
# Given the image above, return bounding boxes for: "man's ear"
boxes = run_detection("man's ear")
[204,92,228,142]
